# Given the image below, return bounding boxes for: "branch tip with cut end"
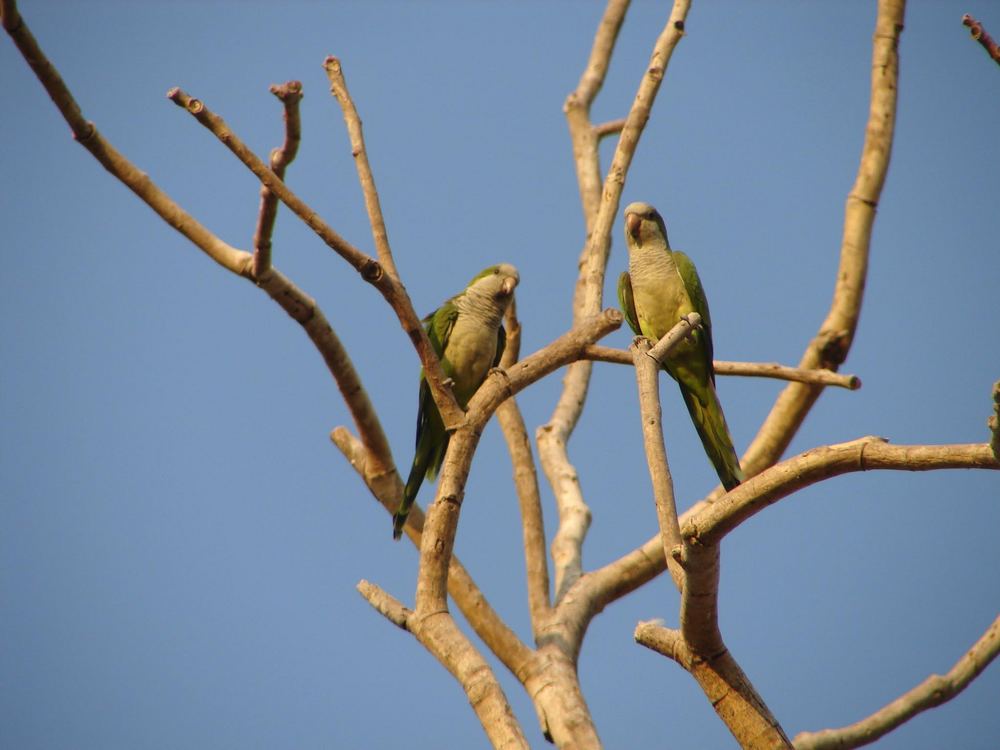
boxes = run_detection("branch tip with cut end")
[357,579,411,630]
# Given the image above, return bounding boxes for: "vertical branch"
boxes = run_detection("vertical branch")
[497,301,553,634]
[630,337,684,562]
[543,0,692,602]
[565,0,631,226]
[253,80,302,277]
[324,56,400,281]
[165,87,465,430]
[740,0,905,476]
[543,0,633,603]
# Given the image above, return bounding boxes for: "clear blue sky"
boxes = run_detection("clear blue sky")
[3,2,999,748]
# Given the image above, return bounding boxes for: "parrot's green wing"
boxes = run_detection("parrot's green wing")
[617,271,641,336]
[673,251,715,381]
[414,302,458,448]
[492,324,507,368]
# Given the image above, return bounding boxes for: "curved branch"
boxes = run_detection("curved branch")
[793,615,1000,750]
[740,0,905,477]
[253,80,302,276]
[2,4,249,277]
[688,438,998,546]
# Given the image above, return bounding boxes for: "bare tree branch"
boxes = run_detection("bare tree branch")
[688,438,999,547]
[165,87,465,431]
[578,0,907,619]
[357,579,410,629]
[2,3,249,277]
[565,0,630,225]
[323,56,399,281]
[410,611,530,750]
[582,346,861,390]
[962,13,1000,67]
[499,398,553,635]
[330,427,535,678]
[740,0,905,478]
[793,615,1000,750]
[0,0,399,484]
[253,80,302,277]
[543,0,693,604]
[634,621,685,663]
[593,118,627,139]
[416,309,623,616]
[630,337,684,563]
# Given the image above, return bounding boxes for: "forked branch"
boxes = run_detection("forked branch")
[165,87,465,431]
[253,80,302,276]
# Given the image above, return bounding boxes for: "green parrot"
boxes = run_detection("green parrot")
[617,201,743,491]
[392,263,520,539]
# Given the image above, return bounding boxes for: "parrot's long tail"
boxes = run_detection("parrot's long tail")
[393,456,428,540]
[679,382,744,491]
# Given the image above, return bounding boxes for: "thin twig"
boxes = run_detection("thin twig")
[581,345,862,389]
[794,615,1000,750]
[253,80,302,277]
[962,13,1000,66]
[323,56,399,280]
[357,579,411,629]
[593,118,627,139]
[165,87,465,430]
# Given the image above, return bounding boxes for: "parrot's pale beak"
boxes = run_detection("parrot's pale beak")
[501,276,517,296]
[626,212,642,242]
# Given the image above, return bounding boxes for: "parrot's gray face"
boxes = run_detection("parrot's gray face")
[474,263,519,302]
[624,202,669,249]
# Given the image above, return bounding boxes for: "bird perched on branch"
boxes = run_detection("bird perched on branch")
[393,263,520,539]
[617,202,743,491]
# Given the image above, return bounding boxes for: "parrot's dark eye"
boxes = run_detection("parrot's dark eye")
[493,268,500,274]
